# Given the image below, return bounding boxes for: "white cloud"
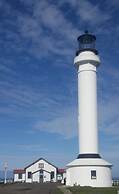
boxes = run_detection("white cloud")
[58,0,110,26]
[105,0,119,10]
[35,106,78,139]
[0,79,44,116]
[16,0,79,60]
[0,64,15,75]
[77,0,110,25]
[18,144,48,152]
[33,1,78,39]
[0,0,118,146]
[98,64,119,138]
[99,94,119,136]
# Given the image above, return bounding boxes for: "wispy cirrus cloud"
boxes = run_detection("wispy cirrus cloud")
[98,62,119,136]
[35,106,78,139]
[17,143,48,152]
[105,0,119,10]
[16,0,79,60]
[77,0,110,25]
[0,0,118,135]
[58,0,110,26]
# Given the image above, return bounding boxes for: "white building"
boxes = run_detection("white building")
[57,169,66,184]
[14,158,58,183]
[14,169,25,182]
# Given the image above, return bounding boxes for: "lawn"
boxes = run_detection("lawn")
[51,187,63,194]
[68,186,119,194]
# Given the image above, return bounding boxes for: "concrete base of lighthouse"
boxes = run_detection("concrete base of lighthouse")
[66,158,112,187]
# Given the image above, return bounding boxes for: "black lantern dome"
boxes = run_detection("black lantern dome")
[76,31,98,56]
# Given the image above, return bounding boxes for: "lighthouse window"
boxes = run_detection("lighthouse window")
[91,170,96,179]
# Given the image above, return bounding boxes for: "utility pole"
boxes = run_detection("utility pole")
[4,162,8,184]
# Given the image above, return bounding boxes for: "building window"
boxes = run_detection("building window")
[91,170,96,179]
[40,169,43,174]
[18,173,22,179]
[28,172,32,179]
[39,163,44,169]
[51,171,54,180]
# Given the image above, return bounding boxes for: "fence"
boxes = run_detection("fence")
[112,179,119,186]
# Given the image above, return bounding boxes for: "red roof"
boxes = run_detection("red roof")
[14,169,25,174]
[58,169,66,174]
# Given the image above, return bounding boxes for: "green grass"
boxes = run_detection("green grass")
[52,188,63,194]
[68,186,119,194]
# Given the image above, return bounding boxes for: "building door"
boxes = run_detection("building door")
[50,171,54,182]
[39,169,44,183]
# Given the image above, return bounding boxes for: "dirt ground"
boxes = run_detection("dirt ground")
[0,182,62,194]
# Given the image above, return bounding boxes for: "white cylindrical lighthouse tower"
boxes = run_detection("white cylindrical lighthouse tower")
[76,31,100,157]
[66,31,112,187]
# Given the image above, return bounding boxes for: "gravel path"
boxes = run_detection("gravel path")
[0,183,61,194]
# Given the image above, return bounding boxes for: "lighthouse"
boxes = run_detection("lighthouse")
[66,31,112,187]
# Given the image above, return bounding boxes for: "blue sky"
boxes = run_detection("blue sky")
[0,0,119,177]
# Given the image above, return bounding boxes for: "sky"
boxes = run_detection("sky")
[0,0,119,177]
